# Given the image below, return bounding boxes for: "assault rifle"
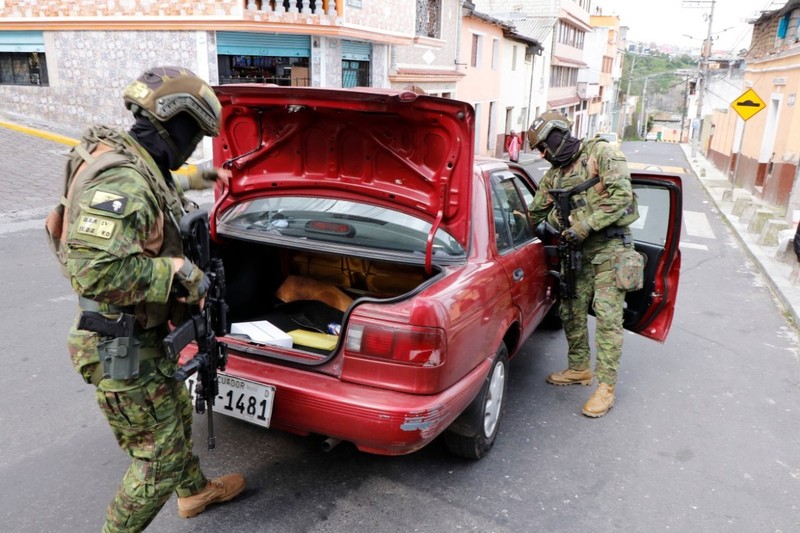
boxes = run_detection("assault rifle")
[547,176,600,300]
[163,209,230,450]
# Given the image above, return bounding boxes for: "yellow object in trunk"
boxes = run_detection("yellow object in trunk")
[287,329,339,350]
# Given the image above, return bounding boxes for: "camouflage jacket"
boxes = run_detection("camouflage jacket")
[64,128,191,387]
[528,138,634,232]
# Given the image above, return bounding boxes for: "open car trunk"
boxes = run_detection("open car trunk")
[219,237,440,358]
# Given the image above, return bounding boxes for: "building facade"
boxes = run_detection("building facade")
[470,0,591,136]
[707,0,800,210]
[0,0,419,160]
[586,12,623,138]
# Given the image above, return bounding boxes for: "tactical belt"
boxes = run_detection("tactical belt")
[79,297,158,385]
[78,296,134,314]
[88,346,163,386]
[605,226,632,245]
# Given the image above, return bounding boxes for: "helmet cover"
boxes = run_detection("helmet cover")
[527,112,572,150]
[123,66,221,137]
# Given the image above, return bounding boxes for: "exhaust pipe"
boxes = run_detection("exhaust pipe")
[321,437,342,452]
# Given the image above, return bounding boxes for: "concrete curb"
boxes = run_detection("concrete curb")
[0,116,202,176]
[681,144,800,328]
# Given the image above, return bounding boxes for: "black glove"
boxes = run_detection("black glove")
[174,259,210,304]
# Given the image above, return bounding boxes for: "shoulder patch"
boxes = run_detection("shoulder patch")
[77,214,117,240]
[90,191,128,214]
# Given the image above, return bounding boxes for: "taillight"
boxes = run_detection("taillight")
[344,319,444,366]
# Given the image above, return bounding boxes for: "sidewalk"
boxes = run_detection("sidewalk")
[0,111,212,219]
[681,144,800,327]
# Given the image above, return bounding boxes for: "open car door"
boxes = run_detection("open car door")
[624,173,683,342]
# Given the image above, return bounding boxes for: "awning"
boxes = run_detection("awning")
[216,31,311,57]
[552,55,588,68]
[342,40,372,61]
[0,31,44,53]
[547,96,581,108]
[389,68,465,83]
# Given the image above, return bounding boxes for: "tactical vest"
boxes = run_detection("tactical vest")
[546,138,638,230]
[45,126,188,329]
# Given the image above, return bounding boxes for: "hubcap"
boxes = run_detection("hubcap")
[483,361,505,437]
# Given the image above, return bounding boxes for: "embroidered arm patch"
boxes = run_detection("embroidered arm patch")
[77,215,117,239]
[90,190,128,214]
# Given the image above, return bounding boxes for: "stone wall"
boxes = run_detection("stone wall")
[0,30,216,160]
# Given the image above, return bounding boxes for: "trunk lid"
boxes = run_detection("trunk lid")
[212,86,475,253]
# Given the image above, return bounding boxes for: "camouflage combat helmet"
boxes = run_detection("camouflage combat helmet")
[123,66,222,136]
[527,111,572,150]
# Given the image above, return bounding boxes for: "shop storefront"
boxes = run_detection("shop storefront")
[341,40,371,88]
[217,31,310,86]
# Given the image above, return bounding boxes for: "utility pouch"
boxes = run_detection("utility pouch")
[97,336,142,380]
[614,248,645,291]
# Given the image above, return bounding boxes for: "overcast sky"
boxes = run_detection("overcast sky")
[592,0,787,52]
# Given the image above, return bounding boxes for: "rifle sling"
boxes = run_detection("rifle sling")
[569,175,600,196]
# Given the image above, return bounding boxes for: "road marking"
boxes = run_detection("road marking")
[684,210,716,239]
[0,217,45,235]
[680,241,709,251]
[629,162,688,174]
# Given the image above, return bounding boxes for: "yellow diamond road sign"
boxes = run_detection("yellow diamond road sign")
[731,88,765,121]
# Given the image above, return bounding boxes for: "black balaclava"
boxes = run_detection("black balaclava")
[542,129,582,168]
[129,112,203,182]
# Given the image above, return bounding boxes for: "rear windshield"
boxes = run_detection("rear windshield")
[217,197,466,258]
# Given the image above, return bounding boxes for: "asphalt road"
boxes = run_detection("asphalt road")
[1,135,799,532]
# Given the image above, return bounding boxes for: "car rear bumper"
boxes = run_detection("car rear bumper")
[207,351,492,456]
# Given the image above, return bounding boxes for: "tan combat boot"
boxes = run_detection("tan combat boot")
[546,368,593,386]
[582,383,615,417]
[177,473,246,518]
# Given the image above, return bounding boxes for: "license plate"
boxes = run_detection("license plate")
[186,373,276,428]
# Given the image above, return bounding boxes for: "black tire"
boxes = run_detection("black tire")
[444,343,509,460]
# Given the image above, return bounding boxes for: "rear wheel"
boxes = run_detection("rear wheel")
[444,343,509,460]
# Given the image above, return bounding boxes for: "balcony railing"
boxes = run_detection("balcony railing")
[244,0,338,16]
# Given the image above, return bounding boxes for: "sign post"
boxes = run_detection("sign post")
[730,88,766,192]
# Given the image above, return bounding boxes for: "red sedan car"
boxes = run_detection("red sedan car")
[179,86,682,459]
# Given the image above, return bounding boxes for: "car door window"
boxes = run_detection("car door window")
[491,189,512,252]
[491,172,535,251]
[628,185,670,245]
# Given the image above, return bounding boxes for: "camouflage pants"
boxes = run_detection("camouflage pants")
[559,236,627,385]
[96,364,207,532]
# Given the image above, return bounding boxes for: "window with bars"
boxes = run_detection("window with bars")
[342,60,369,88]
[416,0,441,39]
[0,52,48,86]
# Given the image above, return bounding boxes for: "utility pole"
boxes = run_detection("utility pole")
[689,0,715,158]
[621,54,636,139]
[681,76,690,142]
[640,75,650,138]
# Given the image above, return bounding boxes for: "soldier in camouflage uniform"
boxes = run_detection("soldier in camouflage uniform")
[526,112,638,418]
[51,67,245,531]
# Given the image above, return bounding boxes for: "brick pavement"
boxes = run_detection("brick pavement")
[0,126,75,220]
[0,111,212,221]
